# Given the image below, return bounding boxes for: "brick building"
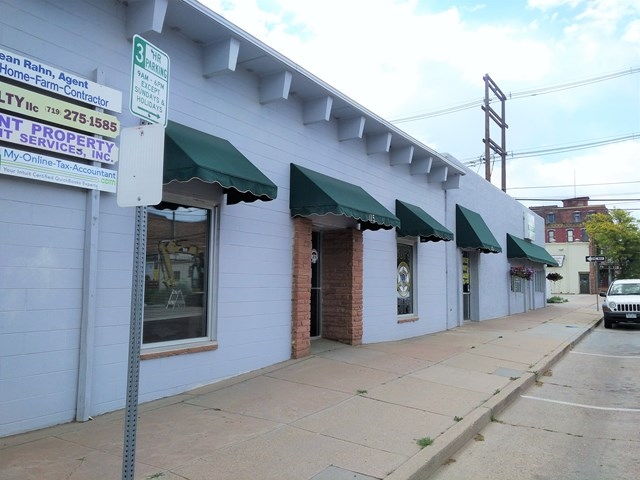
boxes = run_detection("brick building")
[530,197,608,294]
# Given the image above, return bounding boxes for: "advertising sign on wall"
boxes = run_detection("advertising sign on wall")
[0,146,117,192]
[0,112,118,164]
[0,47,122,112]
[0,81,120,137]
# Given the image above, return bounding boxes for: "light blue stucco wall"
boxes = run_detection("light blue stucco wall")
[0,0,549,437]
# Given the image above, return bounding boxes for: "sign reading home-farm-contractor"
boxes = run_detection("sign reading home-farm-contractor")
[0,48,122,191]
[0,48,122,112]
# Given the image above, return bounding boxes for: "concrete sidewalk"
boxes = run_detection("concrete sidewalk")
[1,295,602,480]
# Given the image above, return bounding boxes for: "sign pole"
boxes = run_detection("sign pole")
[122,205,147,480]
[120,34,169,480]
[595,261,600,311]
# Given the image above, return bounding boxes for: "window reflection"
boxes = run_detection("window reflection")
[144,205,209,344]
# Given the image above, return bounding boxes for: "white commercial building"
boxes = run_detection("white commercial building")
[0,0,557,437]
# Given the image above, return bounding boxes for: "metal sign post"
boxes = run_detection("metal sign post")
[120,34,168,480]
[586,256,606,311]
[118,125,164,480]
[595,261,600,311]
[122,205,147,480]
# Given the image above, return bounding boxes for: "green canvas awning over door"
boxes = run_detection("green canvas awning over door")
[455,204,502,253]
[395,199,453,242]
[507,234,559,266]
[289,163,400,231]
[163,121,278,205]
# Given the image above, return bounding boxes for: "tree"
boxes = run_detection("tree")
[584,210,640,279]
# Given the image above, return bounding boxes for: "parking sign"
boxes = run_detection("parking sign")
[130,35,169,126]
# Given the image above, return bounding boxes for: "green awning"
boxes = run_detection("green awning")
[507,234,559,266]
[164,122,278,205]
[289,164,400,231]
[456,204,502,253]
[395,200,453,242]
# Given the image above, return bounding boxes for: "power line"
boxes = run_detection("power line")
[516,198,640,202]
[509,180,640,191]
[390,66,640,123]
[463,133,640,166]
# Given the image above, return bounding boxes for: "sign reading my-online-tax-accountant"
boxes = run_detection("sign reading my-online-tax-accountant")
[130,35,169,126]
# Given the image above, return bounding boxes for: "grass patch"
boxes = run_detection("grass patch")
[453,416,463,422]
[547,296,568,303]
[356,389,367,395]
[416,437,434,448]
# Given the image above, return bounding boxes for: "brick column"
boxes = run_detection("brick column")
[322,229,363,345]
[291,217,312,358]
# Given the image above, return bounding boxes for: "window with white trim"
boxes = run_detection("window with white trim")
[567,229,574,242]
[143,202,217,346]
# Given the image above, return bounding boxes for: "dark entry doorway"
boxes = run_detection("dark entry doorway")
[579,272,590,294]
[310,231,322,337]
[462,251,471,320]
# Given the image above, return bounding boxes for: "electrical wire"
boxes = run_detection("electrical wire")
[390,66,640,123]
[463,133,640,166]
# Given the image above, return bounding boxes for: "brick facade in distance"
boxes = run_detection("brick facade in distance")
[530,196,607,244]
[530,197,609,293]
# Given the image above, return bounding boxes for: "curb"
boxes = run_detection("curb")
[387,317,601,480]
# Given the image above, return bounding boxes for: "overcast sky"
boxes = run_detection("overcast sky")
[199,0,640,216]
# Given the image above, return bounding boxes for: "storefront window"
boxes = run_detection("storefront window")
[397,243,414,315]
[143,204,210,345]
[511,276,523,293]
[535,269,545,292]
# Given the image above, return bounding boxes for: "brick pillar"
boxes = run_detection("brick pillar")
[321,229,363,345]
[291,217,312,358]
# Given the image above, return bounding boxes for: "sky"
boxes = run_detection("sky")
[198,0,640,217]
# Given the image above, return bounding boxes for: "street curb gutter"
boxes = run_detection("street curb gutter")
[386,318,601,480]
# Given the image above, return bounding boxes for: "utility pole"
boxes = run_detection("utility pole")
[482,74,508,191]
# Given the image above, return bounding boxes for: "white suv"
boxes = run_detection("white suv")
[599,279,640,329]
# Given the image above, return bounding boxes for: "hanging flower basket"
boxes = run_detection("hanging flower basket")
[546,272,563,282]
[510,265,534,280]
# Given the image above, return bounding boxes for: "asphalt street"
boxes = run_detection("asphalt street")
[430,322,640,480]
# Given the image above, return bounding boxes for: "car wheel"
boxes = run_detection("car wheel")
[604,317,613,329]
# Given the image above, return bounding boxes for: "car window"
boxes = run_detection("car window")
[609,283,640,295]
[623,284,640,295]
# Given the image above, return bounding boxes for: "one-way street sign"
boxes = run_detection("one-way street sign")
[586,255,606,262]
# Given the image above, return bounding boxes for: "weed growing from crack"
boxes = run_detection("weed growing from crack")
[416,437,434,448]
